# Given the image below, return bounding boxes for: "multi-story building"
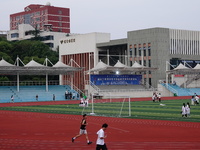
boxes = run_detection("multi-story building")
[10,2,70,33]
[59,28,200,92]
[7,24,68,51]
[59,32,110,90]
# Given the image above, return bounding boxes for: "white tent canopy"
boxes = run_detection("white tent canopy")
[166,63,200,74]
[193,64,200,69]
[86,60,157,73]
[173,63,190,70]
[53,61,72,67]
[88,60,112,72]
[114,60,129,68]
[0,57,82,92]
[0,58,14,66]
[25,59,45,67]
[132,61,146,68]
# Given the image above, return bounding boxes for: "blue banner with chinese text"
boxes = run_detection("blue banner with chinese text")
[90,74,142,85]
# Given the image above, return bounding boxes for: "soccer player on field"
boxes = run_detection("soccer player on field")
[72,114,92,145]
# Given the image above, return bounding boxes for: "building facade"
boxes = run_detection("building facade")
[10,3,70,33]
[59,32,110,90]
[59,28,200,91]
[7,24,68,51]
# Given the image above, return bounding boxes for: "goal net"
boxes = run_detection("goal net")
[81,95,131,117]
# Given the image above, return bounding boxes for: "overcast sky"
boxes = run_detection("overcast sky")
[1,0,200,39]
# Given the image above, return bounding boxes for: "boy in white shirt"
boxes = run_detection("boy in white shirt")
[96,123,108,150]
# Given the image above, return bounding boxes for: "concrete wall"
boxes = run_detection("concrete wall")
[127,28,171,88]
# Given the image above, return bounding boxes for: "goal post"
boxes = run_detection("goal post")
[83,94,131,117]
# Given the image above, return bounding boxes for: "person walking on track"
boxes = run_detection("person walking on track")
[96,123,108,150]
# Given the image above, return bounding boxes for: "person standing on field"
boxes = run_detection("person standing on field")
[72,114,92,145]
[186,102,190,117]
[181,103,187,117]
[96,123,108,150]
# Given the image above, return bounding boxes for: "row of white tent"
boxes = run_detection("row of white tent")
[0,58,81,75]
[0,57,158,75]
[87,60,157,73]
[167,63,200,74]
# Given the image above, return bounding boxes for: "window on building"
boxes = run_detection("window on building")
[148,48,151,56]
[24,14,31,24]
[149,78,152,86]
[59,16,62,20]
[58,10,62,14]
[129,48,132,56]
[35,11,40,16]
[59,22,62,26]
[148,60,151,67]
[11,33,19,38]
[139,50,141,56]
[144,60,146,66]
[16,16,20,21]
[130,61,133,66]
[36,17,40,21]
[144,49,146,56]
[41,35,54,41]
[134,48,137,56]
[46,43,54,48]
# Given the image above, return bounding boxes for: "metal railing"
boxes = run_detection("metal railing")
[63,80,84,95]
[159,80,178,95]
[0,80,59,86]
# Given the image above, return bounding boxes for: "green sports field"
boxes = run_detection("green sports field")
[0,99,199,122]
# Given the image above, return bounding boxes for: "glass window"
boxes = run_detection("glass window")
[148,60,151,67]
[144,60,146,66]
[139,50,141,56]
[134,48,137,56]
[144,49,146,56]
[11,33,19,38]
[58,10,62,14]
[148,48,151,56]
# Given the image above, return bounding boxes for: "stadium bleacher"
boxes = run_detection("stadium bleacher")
[0,85,80,103]
[161,83,200,96]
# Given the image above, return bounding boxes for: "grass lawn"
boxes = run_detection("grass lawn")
[0,99,199,122]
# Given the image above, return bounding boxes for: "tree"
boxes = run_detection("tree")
[0,52,14,64]
[0,41,13,54]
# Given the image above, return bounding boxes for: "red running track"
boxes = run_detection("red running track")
[0,96,200,150]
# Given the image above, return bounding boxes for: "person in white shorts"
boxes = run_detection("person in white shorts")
[96,123,108,150]
[72,114,92,145]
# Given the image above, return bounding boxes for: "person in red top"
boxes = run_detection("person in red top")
[72,114,92,145]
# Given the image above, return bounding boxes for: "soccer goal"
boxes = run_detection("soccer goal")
[82,94,131,117]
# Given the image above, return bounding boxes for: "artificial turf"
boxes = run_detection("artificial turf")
[0,99,199,122]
